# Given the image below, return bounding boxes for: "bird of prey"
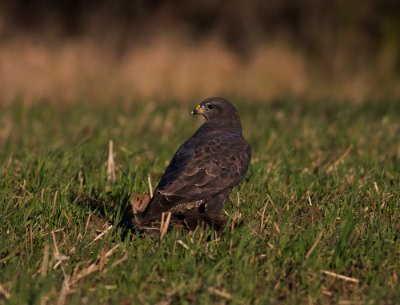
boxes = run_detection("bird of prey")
[142,97,251,230]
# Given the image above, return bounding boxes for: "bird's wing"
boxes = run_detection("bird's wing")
[155,133,251,204]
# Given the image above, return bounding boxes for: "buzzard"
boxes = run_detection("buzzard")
[142,97,251,230]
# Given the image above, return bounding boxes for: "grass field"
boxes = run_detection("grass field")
[1,99,400,304]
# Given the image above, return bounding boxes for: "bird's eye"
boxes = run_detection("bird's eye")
[206,103,214,110]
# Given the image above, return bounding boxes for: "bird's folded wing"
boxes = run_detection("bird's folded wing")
[156,136,250,203]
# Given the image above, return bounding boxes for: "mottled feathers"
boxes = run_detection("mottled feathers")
[142,97,251,230]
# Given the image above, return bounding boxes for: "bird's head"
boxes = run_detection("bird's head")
[191,97,241,126]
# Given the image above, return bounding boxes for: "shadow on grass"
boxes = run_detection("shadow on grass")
[71,188,135,240]
[69,179,249,241]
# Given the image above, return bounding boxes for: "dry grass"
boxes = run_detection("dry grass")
[1,35,398,104]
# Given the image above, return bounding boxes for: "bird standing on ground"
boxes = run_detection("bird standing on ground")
[142,97,251,230]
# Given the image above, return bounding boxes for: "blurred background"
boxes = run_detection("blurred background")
[0,0,399,103]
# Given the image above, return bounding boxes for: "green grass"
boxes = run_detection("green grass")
[1,99,400,304]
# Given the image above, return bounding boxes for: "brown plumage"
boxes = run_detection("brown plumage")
[142,97,251,230]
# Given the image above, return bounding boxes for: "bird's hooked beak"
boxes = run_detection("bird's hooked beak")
[191,104,205,115]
